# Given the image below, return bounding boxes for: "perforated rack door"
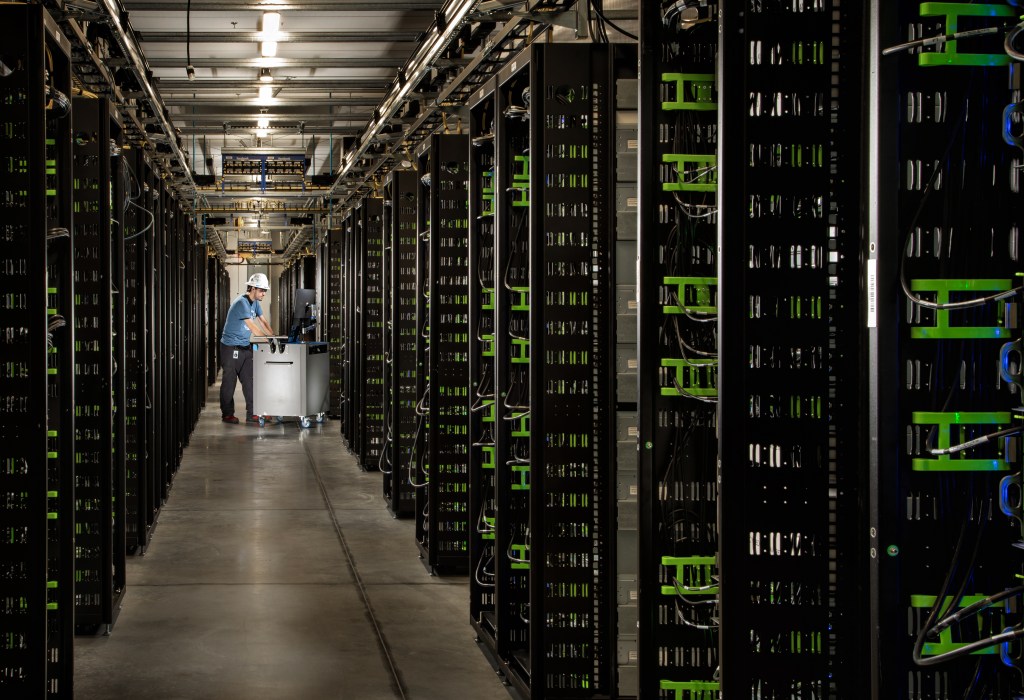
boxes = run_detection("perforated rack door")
[414,146,432,559]
[869,2,1024,696]
[637,5,721,698]
[468,79,499,646]
[388,171,419,518]
[0,6,73,694]
[359,198,386,470]
[527,43,616,697]
[425,134,470,572]
[718,2,866,696]
[71,97,116,631]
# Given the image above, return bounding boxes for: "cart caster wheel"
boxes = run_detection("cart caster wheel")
[316,413,325,424]
[275,416,284,424]
[258,416,266,427]
[301,416,312,429]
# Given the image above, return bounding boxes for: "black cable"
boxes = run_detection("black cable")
[588,0,637,41]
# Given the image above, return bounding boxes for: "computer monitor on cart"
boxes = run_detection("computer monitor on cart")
[288,288,318,342]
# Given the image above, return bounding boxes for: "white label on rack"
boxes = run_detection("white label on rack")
[867,258,877,328]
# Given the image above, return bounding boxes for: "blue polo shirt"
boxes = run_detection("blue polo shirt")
[220,293,263,347]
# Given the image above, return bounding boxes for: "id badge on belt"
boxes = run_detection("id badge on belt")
[233,350,239,359]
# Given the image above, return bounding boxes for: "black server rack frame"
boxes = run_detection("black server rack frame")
[869,2,1024,696]
[717,1,868,696]
[413,133,472,575]
[492,52,532,694]
[124,147,151,553]
[384,169,418,518]
[328,226,344,416]
[637,4,720,698]
[358,197,386,470]
[342,208,358,445]
[468,77,499,651]
[0,5,75,694]
[526,42,618,698]
[71,96,126,633]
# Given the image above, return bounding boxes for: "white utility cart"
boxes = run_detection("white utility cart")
[253,338,329,428]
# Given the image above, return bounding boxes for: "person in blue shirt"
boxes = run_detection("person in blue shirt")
[219,273,275,423]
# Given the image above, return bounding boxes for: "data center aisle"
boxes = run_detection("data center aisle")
[75,383,509,700]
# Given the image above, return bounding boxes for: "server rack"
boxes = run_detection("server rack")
[328,227,343,415]
[124,147,150,552]
[413,134,470,574]
[71,96,125,632]
[142,154,159,545]
[527,42,618,697]
[717,2,867,695]
[869,2,1024,696]
[637,5,720,698]
[384,170,418,518]
[468,79,499,646]
[206,253,229,387]
[492,54,532,689]
[0,5,75,694]
[358,198,385,470]
[342,209,357,443]
[485,43,625,698]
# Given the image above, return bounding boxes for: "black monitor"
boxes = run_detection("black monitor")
[288,288,318,342]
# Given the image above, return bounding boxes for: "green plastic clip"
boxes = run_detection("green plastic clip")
[659,681,720,700]
[911,593,1001,655]
[910,279,1011,339]
[664,277,717,315]
[662,154,717,193]
[510,543,530,570]
[661,73,716,111]
[911,411,1012,471]
[918,3,1016,67]
[661,359,718,398]
[511,413,529,438]
[661,556,718,596]
[511,338,530,364]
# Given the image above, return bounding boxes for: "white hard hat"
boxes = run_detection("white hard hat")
[246,273,270,290]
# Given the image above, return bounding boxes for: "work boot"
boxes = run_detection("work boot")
[222,415,239,424]
[246,415,260,423]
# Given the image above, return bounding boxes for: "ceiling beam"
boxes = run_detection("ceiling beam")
[123,1,438,10]
[177,125,361,135]
[156,78,391,91]
[170,112,373,122]
[165,96,381,107]
[147,57,405,68]
[139,31,421,43]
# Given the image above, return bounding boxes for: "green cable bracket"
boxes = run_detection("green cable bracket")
[482,333,495,358]
[510,287,529,311]
[511,337,530,364]
[911,593,1002,655]
[482,400,496,424]
[661,359,718,398]
[480,445,495,470]
[659,681,720,700]
[662,154,717,193]
[511,413,529,438]
[918,3,1016,67]
[910,279,1011,339]
[510,543,530,570]
[660,556,718,596]
[664,277,717,315]
[511,462,530,491]
[482,169,495,216]
[661,73,716,111]
[481,287,495,311]
[911,411,1012,471]
[512,155,530,207]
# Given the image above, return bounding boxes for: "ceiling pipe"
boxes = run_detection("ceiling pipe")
[96,0,197,192]
[327,0,480,200]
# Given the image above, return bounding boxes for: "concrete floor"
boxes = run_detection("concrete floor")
[75,382,510,700]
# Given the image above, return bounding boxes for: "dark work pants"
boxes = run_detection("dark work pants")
[219,343,254,418]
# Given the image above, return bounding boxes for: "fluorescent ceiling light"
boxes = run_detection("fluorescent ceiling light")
[259,67,273,83]
[259,85,273,100]
[261,41,278,58]
[261,12,281,34]
[257,116,270,128]
[255,129,268,138]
